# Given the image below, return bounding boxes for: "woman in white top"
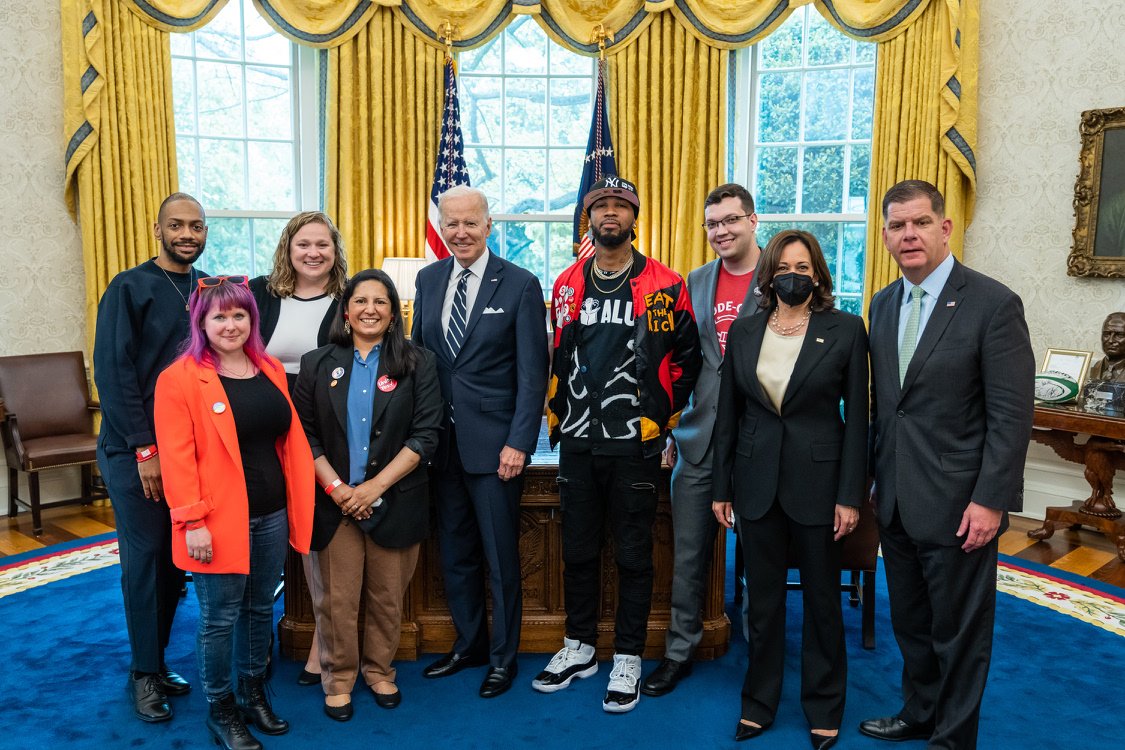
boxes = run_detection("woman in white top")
[250,211,348,686]
[710,229,868,749]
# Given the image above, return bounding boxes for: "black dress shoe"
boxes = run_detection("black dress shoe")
[373,688,402,709]
[810,731,838,749]
[296,669,320,687]
[158,665,191,696]
[479,664,517,698]
[735,721,765,741]
[237,675,289,735]
[422,651,488,679]
[858,715,933,742]
[324,701,353,722]
[128,673,172,723]
[640,657,693,697]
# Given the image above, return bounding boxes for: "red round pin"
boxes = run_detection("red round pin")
[377,375,397,392]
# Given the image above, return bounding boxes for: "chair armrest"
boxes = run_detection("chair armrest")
[88,401,101,411]
[0,408,28,466]
[0,397,6,421]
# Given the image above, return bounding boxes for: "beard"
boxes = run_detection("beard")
[161,236,205,265]
[591,221,634,248]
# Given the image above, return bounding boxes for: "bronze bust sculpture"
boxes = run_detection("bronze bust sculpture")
[1089,312,1125,382]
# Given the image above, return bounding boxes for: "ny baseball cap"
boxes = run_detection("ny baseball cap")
[583,176,640,215]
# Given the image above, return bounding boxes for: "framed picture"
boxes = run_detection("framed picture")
[1041,348,1094,390]
[1068,106,1125,277]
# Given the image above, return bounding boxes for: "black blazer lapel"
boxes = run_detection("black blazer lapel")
[326,346,352,435]
[369,358,397,429]
[901,263,966,394]
[459,254,503,348]
[782,311,838,408]
[421,258,455,367]
[738,312,773,412]
[874,282,904,398]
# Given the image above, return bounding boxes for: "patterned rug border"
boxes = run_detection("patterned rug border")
[0,537,119,599]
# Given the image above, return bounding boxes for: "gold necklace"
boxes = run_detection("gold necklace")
[770,307,811,336]
[589,261,631,294]
[219,358,254,378]
[158,263,194,312]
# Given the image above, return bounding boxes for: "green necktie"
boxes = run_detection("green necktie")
[899,286,925,386]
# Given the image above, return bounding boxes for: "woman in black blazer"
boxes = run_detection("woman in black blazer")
[251,211,348,686]
[711,229,868,749]
[292,269,442,721]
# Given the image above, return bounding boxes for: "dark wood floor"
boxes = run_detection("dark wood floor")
[2,501,1123,590]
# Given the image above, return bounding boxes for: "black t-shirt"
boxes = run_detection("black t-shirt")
[559,264,642,455]
[220,372,290,517]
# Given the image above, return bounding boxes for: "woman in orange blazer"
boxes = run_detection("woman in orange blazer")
[155,276,314,750]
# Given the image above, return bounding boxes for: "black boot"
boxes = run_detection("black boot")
[237,674,289,735]
[207,693,263,750]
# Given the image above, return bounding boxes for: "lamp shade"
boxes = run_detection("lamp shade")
[381,257,428,301]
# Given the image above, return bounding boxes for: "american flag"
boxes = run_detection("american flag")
[426,57,471,262]
[573,58,618,259]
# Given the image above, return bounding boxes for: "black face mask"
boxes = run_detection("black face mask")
[772,272,816,306]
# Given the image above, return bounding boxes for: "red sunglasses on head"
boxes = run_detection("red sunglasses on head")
[196,275,250,291]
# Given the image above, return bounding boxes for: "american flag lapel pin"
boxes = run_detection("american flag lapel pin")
[816,337,824,343]
[946,300,956,307]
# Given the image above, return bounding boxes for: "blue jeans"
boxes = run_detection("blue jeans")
[193,509,289,700]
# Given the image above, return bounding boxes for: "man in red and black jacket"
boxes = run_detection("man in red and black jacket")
[533,176,701,714]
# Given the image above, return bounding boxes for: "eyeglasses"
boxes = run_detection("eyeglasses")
[196,275,249,291]
[702,214,754,232]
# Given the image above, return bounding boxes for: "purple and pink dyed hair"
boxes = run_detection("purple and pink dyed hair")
[181,280,274,372]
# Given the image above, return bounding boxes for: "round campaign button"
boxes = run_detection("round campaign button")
[377,375,397,392]
[212,401,226,414]
[331,366,345,379]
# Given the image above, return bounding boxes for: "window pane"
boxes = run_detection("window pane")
[252,217,289,276]
[176,137,198,196]
[505,78,546,146]
[204,218,252,275]
[759,13,803,69]
[246,66,291,139]
[196,61,244,137]
[840,223,866,295]
[248,141,295,211]
[506,17,547,75]
[548,149,583,213]
[807,12,849,66]
[756,147,797,213]
[195,3,242,61]
[461,38,501,74]
[851,67,875,140]
[793,221,840,272]
[172,59,196,134]
[503,149,546,212]
[802,145,844,213]
[465,147,501,207]
[757,72,801,142]
[848,144,870,212]
[855,40,876,64]
[503,222,547,288]
[171,30,193,57]
[199,138,246,209]
[550,46,593,76]
[550,221,576,285]
[803,69,849,141]
[550,78,591,147]
[837,296,862,315]
[244,7,290,65]
[462,76,502,146]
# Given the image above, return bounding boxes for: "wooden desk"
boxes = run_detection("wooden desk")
[278,453,731,661]
[1027,405,1125,560]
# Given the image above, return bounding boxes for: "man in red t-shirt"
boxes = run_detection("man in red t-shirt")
[642,183,763,696]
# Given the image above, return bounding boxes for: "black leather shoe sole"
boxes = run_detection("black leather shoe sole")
[374,690,402,709]
[479,665,517,698]
[858,717,933,742]
[296,669,320,687]
[324,702,353,722]
[422,653,488,679]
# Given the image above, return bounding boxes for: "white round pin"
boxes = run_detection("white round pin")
[212,401,226,414]
[331,366,345,379]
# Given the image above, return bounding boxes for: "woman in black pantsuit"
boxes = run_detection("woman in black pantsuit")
[711,229,869,749]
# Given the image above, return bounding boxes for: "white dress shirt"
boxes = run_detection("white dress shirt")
[442,249,492,338]
[898,251,955,353]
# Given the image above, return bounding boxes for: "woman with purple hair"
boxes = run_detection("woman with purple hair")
[154,276,315,750]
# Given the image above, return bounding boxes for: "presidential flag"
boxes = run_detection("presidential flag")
[426,57,471,262]
[573,58,617,259]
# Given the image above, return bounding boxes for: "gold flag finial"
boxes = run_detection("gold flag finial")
[439,20,456,58]
[592,24,609,60]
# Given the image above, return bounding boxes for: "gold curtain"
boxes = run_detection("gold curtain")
[610,13,727,272]
[62,0,179,352]
[862,0,977,311]
[325,9,446,270]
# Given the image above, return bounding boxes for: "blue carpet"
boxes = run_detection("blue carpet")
[0,534,1120,749]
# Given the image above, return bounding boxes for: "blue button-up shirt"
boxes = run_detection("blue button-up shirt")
[898,252,955,354]
[346,345,381,485]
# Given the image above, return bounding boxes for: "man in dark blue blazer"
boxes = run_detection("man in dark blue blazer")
[861,180,1034,749]
[412,185,549,699]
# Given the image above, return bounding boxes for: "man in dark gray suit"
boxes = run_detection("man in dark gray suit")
[860,180,1034,749]
[642,183,762,697]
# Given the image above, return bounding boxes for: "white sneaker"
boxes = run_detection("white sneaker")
[531,637,598,693]
[602,653,642,713]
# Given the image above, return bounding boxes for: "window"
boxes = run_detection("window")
[458,17,596,293]
[171,0,319,276]
[734,7,876,314]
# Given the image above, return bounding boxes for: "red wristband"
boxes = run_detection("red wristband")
[185,519,206,530]
[136,446,158,463]
[324,479,343,495]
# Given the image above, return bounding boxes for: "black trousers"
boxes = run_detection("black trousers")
[557,450,660,655]
[432,429,524,668]
[97,440,186,675]
[739,500,846,729]
[879,506,998,750]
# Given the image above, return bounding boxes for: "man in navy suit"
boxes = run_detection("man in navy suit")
[861,180,1034,748]
[412,185,549,699]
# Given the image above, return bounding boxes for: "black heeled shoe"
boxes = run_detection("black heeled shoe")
[323,698,353,722]
[809,731,838,749]
[735,721,765,741]
[296,669,320,686]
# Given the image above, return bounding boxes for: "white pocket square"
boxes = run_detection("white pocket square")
[483,307,504,314]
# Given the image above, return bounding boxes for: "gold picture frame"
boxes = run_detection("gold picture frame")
[1068,106,1125,277]
[1041,348,1094,391]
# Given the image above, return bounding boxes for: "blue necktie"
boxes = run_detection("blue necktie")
[446,268,471,359]
[899,286,925,386]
